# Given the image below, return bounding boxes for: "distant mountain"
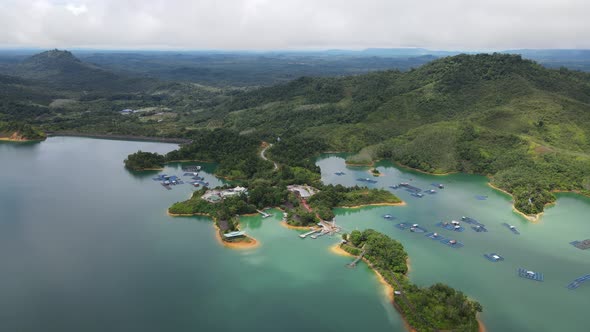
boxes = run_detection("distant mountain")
[11,49,155,92]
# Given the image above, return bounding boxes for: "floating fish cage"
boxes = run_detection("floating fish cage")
[400,183,421,192]
[431,183,444,189]
[334,171,346,176]
[566,274,590,290]
[518,268,544,281]
[440,239,464,248]
[502,223,520,235]
[182,166,201,172]
[356,178,378,184]
[461,216,485,227]
[426,189,437,194]
[475,195,488,200]
[569,239,590,250]
[389,185,399,189]
[472,225,488,232]
[410,192,424,198]
[382,214,396,220]
[435,222,465,232]
[484,253,504,262]
[425,232,446,241]
[153,174,168,181]
[409,226,428,233]
[395,223,410,230]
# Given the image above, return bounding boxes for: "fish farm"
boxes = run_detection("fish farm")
[461,216,486,227]
[502,223,521,235]
[436,221,465,232]
[518,268,544,281]
[389,185,399,189]
[475,195,488,200]
[356,178,378,184]
[425,232,445,241]
[399,183,421,192]
[484,253,504,262]
[410,192,424,198]
[472,225,488,232]
[181,165,201,172]
[440,239,464,248]
[431,183,444,189]
[409,225,428,233]
[382,214,396,220]
[566,274,590,290]
[334,171,346,176]
[395,223,410,230]
[569,239,590,250]
[426,189,437,194]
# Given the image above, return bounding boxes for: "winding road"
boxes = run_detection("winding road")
[260,143,278,171]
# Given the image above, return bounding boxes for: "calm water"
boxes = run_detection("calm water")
[1,139,588,332]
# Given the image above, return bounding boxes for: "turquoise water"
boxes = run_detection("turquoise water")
[1,139,588,331]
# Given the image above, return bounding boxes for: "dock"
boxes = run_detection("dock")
[299,228,321,239]
[502,223,520,235]
[347,250,366,268]
[257,209,271,218]
[518,268,544,281]
[566,274,590,289]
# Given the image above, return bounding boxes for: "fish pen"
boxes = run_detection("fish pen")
[409,225,428,233]
[431,183,444,189]
[382,214,396,220]
[484,253,504,262]
[389,185,399,189]
[400,183,421,192]
[356,178,378,184]
[440,239,464,248]
[518,268,544,281]
[435,221,465,232]
[410,192,424,198]
[570,239,590,250]
[182,166,201,172]
[461,216,485,227]
[395,223,410,230]
[334,171,346,176]
[472,225,488,232]
[475,195,488,200]
[566,274,590,290]
[425,232,446,241]
[502,223,520,235]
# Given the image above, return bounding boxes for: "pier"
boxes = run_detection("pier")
[257,209,271,218]
[299,228,321,239]
[347,250,366,268]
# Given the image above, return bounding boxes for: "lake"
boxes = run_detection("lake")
[1,138,588,331]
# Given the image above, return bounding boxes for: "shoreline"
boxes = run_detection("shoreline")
[0,137,45,142]
[486,182,543,223]
[392,161,457,176]
[280,220,318,231]
[46,132,192,144]
[339,201,406,209]
[167,210,211,217]
[213,224,260,250]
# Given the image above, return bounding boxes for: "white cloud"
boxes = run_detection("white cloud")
[0,0,588,50]
[65,3,88,16]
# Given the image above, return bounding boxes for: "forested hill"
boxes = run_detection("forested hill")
[7,49,156,92]
[218,53,590,216]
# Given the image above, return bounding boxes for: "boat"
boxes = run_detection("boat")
[438,184,444,189]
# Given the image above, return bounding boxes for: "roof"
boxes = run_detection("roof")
[223,231,245,238]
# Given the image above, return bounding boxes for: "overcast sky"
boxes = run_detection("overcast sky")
[0,0,588,50]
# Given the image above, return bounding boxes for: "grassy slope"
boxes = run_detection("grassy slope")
[219,54,590,216]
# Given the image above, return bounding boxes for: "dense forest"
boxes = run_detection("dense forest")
[2,50,590,215]
[343,229,482,332]
[0,121,46,140]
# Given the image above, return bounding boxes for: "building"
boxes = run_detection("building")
[287,185,317,199]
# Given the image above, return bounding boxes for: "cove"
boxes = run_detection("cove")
[1,138,589,332]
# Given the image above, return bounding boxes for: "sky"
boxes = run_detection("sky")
[0,0,589,50]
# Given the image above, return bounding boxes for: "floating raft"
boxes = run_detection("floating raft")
[435,222,465,232]
[431,183,444,189]
[182,166,201,172]
[410,192,424,198]
[153,174,168,181]
[409,225,428,233]
[395,223,410,230]
[183,172,198,176]
[570,239,590,250]
[389,185,400,189]
[425,232,446,241]
[566,274,590,289]
[161,183,172,190]
[484,253,504,262]
[357,178,378,184]
[382,214,396,220]
[425,189,437,194]
[440,239,464,248]
[334,171,346,176]
[400,183,421,192]
[518,268,544,281]
[502,223,520,235]
[475,195,488,200]
[472,225,488,232]
[461,216,485,227]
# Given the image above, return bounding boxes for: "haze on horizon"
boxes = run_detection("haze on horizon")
[1,0,589,51]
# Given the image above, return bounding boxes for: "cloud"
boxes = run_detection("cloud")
[0,0,588,50]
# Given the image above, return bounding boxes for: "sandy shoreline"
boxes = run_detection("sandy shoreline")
[280,220,318,231]
[167,210,210,217]
[213,224,260,249]
[486,182,543,222]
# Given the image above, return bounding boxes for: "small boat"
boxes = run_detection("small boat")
[438,184,444,189]
[449,240,457,245]
[412,224,419,227]
[451,220,460,225]
[433,232,439,237]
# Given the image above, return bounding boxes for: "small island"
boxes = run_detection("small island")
[124,151,167,171]
[0,121,46,142]
[338,229,482,332]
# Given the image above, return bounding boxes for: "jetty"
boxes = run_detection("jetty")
[502,223,520,235]
[299,228,321,239]
[570,239,590,250]
[347,250,366,268]
[484,253,504,262]
[257,209,271,218]
[518,268,544,281]
[566,274,590,289]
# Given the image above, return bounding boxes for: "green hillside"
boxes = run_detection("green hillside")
[216,53,590,216]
